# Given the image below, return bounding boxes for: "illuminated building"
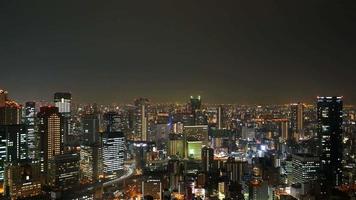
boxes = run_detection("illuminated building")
[291,153,319,184]
[0,90,7,107]
[54,92,71,144]
[102,131,125,175]
[226,157,247,184]
[290,103,304,140]
[142,179,162,200]
[54,92,71,114]
[24,102,37,161]
[134,98,149,141]
[82,114,100,144]
[317,96,343,196]
[168,139,184,158]
[188,96,201,114]
[49,153,80,191]
[80,144,102,183]
[186,141,202,160]
[242,126,255,141]
[0,91,21,125]
[280,120,289,141]
[201,146,214,172]
[103,111,121,132]
[5,161,41,200]
[37,106,62,175]
[0,125,28,162]
[184,125,209,145]
[0,124,28,194]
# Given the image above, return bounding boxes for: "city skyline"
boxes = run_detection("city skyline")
[1,1,355,104]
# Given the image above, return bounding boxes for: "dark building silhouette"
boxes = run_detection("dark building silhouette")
[317,96,343,197]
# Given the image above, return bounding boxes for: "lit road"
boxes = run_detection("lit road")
[103,161,136,187]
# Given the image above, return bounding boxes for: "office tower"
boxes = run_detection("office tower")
[188,96,202,125]
[201,146,214,172]
[0,124,27,194]
[226,157,247,184]
[0,125,28,162]
[37,106,62,174]
[0,90,21,125]
[142,179,162,200]
[5,161,41,199]
[217,106,223,129]
[292,153,319,184]
[80,144,102,183]
[184,125,209,145]
[168,135,185,158]
[24,102,36,160]
[280,120,289,141]
[290,103,304,139]
[54,92,71,114]
[0,90,7,107]
[54,92,71,145]
[134,98,149,141]
[103,111,121,132]
[102,131,125,175]
[317,96,343,195]
[188,96,201,114]
[241,126,255,141]
[49,153,80,191]
[82,114,99,144]
[186,141,202,160]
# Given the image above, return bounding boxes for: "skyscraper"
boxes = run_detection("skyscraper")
[317,96,343,196]
[0,125,28,162]
[134,98,149,141]
[24,102,36,161]
[0,90,21,126]
[54,92,71,114]
[201,146,214,172]
[37,106,62,174]
[102,131,125,175]
[290,103,304,140]
[292,153,319,184]
[82,114,100,145]
[54,92,71,145]
[188,96,202,125]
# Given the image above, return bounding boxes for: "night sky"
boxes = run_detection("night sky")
[0,1,355,104]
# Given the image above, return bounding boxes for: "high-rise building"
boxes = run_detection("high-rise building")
[54,92,71,114]
[280,120,290,141]
[49,153,80,191]
[5,161,42,199]
[292,153,319,184]
[0,124,28,193]
[37,106,62,174]
[54,92,71,145]
[184,125,209,145]
[0,90,21,125]
[24,102,36,161]
[188,96,202,125]
[317,96,343,196]
[80,144,102,183]
[0,90,7,107]
[0,125,28,162]
[189,96,201,114]
[201,146,214,172]
[134,98,149,141]
[102,131,125,175]
[186,141,202,160]
[290,103,304,140]
[82,114,99,145]
[226,157,247,184]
